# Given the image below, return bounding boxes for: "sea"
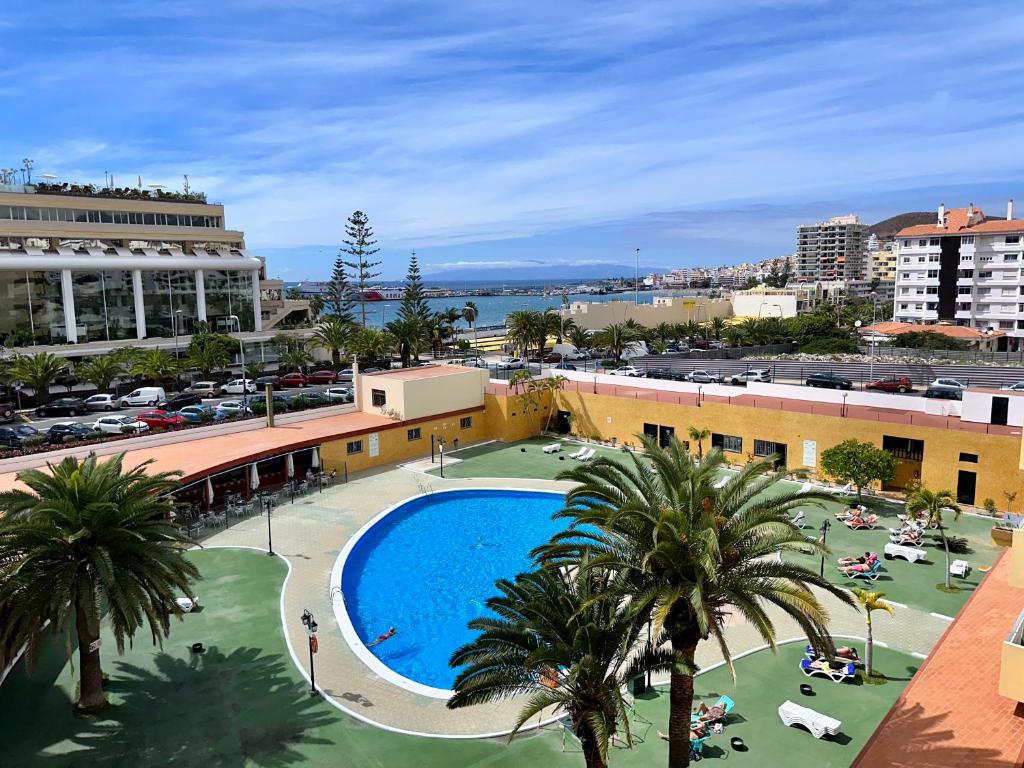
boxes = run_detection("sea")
[286,278,703,328]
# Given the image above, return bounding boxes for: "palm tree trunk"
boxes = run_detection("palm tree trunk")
[668,637,699,768]
[864,614,874,677]
[572,712,609,768]
[75,600,106,713]
[939,524,951,589]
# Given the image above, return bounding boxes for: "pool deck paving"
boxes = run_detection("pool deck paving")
[201,450,958,737]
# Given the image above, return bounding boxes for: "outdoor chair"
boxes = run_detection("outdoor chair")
[790,510,807,528]
[799,658,856,682]
[844,514,878,530]
[830,482,853,496]
[796,482,813,495]
[848,560,883,580]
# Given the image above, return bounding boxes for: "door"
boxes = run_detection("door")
[643,423,658,441]
[658,425,675,448]
[956,470,977,506]
[555,410,571,434]
[992,396,1009,426]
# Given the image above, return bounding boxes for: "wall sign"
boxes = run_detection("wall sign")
[369,432,380,458]
[803,440,817,468]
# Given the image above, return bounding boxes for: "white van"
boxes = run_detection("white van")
[120,387,166,408]
[551,343,585,360]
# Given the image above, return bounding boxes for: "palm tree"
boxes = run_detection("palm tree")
[567,325,592,354]
[680,320,700,343]
[506,310,544,358]
[244,361,266,380]
[462,303,478,345]
[77,355,122,393]
[386,317,426,368]
[9,352,67,404]
[448,566,667,768]
[653,322,675,346]
[597,323,634,361]
[539,438,851,768]
[351,327,395,367]
[129,349,179,386]
[310,315,354,367]
[851,588,894,678]
[278,347,314,373]
[906,488,962,589]
[686,425,710,459]
[710,317,726,340]
[187,343,230,380]
[539,310,562,353]
[0,453,198,714]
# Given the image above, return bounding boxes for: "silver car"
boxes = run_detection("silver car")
[84,393,121,411]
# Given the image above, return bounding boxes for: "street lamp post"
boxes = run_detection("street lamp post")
[819,519,831,578]
[300,609,319,696]
[172,308,184,390]
[264,492,274,556]
[439,437,446,478]
[869,293,878,382]
[228,314,247,407]
[634,248,640,305]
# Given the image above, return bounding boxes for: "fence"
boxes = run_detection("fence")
[859,346,1024,364]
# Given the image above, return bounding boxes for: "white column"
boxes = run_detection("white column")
[251,269,263,332]
[195,269,207,322]
[132,269,147,339]
[60,269,77,344]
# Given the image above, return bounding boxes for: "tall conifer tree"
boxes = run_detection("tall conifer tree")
[341,211,381,327]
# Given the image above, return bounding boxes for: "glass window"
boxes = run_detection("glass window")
[140,269,198,338]
[371,389,386,407]
[0,271,66,345]
[100,210,112,223]
[143,213,155,225]
[25,207,40,221]
[86,210,99,223]
[347,440,362,455]
[204,269,254,333]
[407,427,421,441]
[1007,235,1020,244]
[460,416,472,429]
[72,271,137,342]
[711,433,742,453]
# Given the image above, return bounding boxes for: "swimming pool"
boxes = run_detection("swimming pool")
[334,488,569,696]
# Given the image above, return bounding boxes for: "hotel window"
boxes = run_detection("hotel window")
[979,271,992,278]
[711,433,742,453]
[901,272,910,279]
[927,270,939,278]
[460,416,473,429]
[929,238,941,246]
[958,287,971,295]
[899,303,908,310]
[959,452,978,463]
[371,389,386,407]
[928,254,940,262]
[1007,236,1021,244]
[346,440,363,455]
[902,239,910,247]
[407,427,421,441]
[962,236,975,244]
[917,257,925,263]
[926,287,938,294]
[918,239,927,247]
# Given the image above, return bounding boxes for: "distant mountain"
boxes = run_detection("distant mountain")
[420,263,659,282]
[868,212,935,240]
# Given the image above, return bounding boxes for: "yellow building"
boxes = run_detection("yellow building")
[869,249,897,281]
[560,296,730,331]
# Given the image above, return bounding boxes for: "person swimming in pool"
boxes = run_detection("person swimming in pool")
[368,627,396,647]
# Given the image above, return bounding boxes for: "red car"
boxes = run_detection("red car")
[137,410,188,430]
[542,352,563,363]
[866,376,914,394]
[306,370,338,384]
[280,372,308,388]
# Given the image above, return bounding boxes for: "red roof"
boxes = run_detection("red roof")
[896,205,1024,237]
[863,322,1005,339]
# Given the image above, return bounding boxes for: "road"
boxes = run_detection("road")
[23,385,351,433]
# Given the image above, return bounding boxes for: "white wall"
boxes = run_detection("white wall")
[961,390,1024,426]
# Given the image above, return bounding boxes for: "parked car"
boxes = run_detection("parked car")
[84,393,121,411]
[460,357,487,368]
[805,372,853,390]
[1001,381,1024,392]
[929,377,968,393]
[362,367,382,374]
[120,387,166,407]
[220,378,256,395]
[646,367,675,380]
[92,415,149,434]
[687,369,723,384]
[495,356,526,370]
[254,375,282,391]
[279,372,309,388]
[324,387,354,402]
[0,425,41,448]
[187,381,221,398]
[866,376,915,394]
[924,386,963,401]
[178,404,216,424]
[137,410,188,430]
[337,369,355,383]
[36,397,88,417]
[728,369,772,385]
[269,393,293,410]
[553,361,577,371]
[307,370,339,384]
[157,392,202,411]
[542,352,563,363]
[215,400,252,419]
[608,366,643,377]
[47,421,95,444]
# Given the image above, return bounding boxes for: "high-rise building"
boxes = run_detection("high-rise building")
[0,182,308,348]
[892,201,1024,350]
[795,215,867,282]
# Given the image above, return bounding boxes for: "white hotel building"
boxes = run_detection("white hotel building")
[0,183,309,351]
[893,201,1024,351]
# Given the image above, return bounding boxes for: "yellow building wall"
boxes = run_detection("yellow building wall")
[358,368,489,421]
[552,390,1024,504]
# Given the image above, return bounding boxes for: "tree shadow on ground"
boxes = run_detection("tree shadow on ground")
[8,646,337,768]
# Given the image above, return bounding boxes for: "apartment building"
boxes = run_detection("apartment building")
[893,201,1024,350]
[795,214,868,282]
[0,182,309,349]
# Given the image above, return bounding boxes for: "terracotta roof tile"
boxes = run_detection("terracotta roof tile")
[863,321,1004,339]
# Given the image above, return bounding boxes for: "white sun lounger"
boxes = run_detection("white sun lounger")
[884,542,927,563]
[568,447,587,459]
[796,482,813,495]
[830,483,852,495]
[542,443,562,454]
[778,700,841,739]
[175,596,199,613]
[950,559,971,577]
[790,510,807,528]
[713,476,729,489]
[575,448,595,461]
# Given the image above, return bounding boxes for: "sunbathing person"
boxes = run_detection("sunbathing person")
[835,646,860,661]
[835,506,863,521]
[838,559,874,574]
[838,551,872,566]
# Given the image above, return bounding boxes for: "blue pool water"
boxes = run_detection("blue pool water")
[341,489,569,690]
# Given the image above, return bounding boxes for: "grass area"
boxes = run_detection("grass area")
[0,548,916,767]
[432,436,637,480]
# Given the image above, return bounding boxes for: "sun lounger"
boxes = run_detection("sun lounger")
[713,476,729,489]
[950,559,971,577]
[778,700,842,738]
[568,447,586,459]
[889,529,923,546]
[796,482,813,495]
[175,596,198,613]
[830,482,852,496]
[542,443,562,454]
[884,542,927,563]
[844,514,878,530]
[799,658,856,682]
[790,510,807,528]
[575,448,595,461]
[847,560,883,580]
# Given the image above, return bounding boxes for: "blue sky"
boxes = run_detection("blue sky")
[3,1,1024,280]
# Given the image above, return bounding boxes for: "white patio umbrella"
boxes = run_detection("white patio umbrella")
[250,462,261,491]
[286,453,295,478]
[310,447,320,469]
[205,476,214,504]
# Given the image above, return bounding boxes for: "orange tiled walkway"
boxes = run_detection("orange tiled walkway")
[851,551,1024,767]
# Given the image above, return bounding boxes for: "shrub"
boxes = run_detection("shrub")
[984,498,998,514]
[798,336,860,354]
[943,535,971,554]
[290,395,313,410]
[87,430,106,440]
[249,401,268,415]
[22,436,46,448]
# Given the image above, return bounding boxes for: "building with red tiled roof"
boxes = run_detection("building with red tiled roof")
[893,200,1024,351]
[862,321,1005,350]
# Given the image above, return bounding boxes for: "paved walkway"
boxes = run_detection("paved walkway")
[202,464,954,737]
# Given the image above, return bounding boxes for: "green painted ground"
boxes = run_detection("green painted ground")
[0,548,914,767]
[432,439,1004,616]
